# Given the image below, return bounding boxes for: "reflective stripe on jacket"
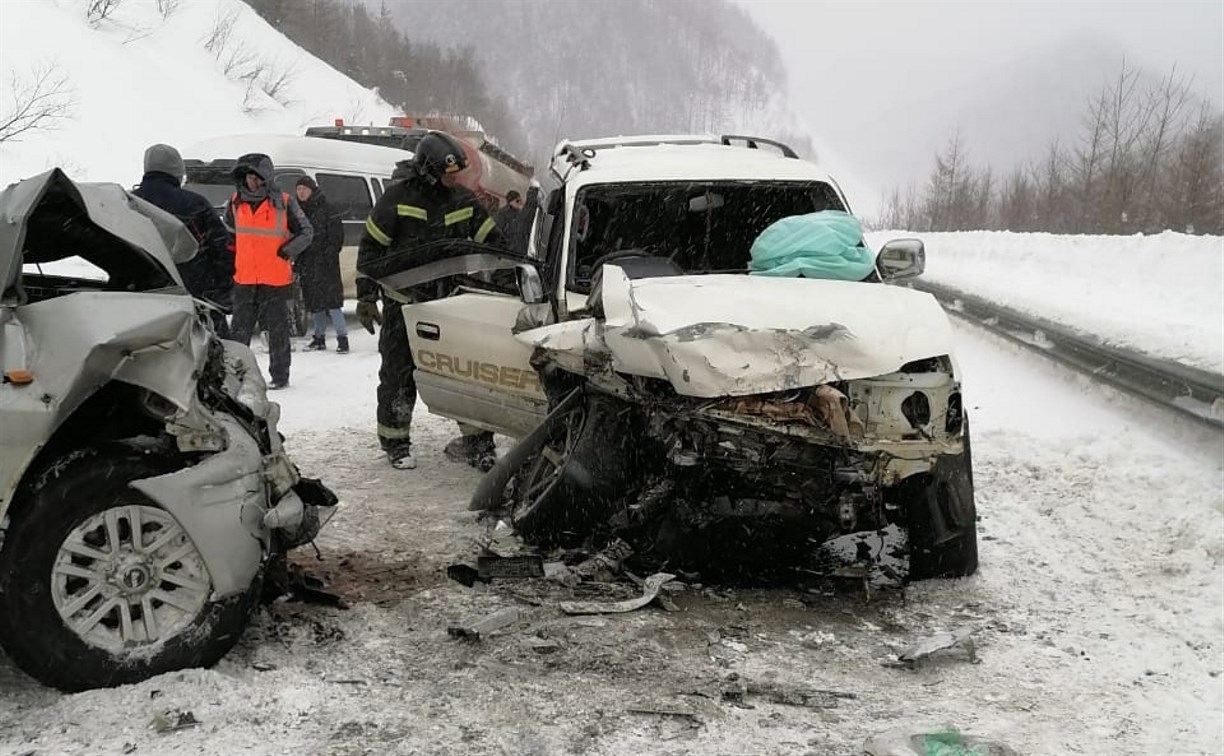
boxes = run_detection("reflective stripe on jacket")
[233,192,293,286]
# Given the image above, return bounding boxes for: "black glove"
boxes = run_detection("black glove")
[357,300,381,334]
[276,243,291,261]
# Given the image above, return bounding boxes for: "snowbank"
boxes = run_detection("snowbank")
[867,230,1224,373]
[0,0,396,187]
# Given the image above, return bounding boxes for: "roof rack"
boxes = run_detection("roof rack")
[568,135,720,151]
[719,135,798,159]
[305,125,412,151]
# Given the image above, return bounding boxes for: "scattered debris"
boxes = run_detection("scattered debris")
[831,564,873,600]
[284,563,348,608]
[719,673,751,707]
[718,673,855,710]
[655,592,681,612]
[624,707,703,727]
[477,554,545,579]
[889,629,978,666]
[122,743,137,754]
[781,598,805,610]
[543,561,575,584]
[750,681,853,709]
[572,538,634,582]
[446,563,482,587]
[151,709,199,734]
[526,637,562,654]
[251,662,277,672]
[863,727,1020,756]
[446,607,522,641]
[559,573,675,615]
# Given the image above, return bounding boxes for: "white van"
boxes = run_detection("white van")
[182,134,411,302]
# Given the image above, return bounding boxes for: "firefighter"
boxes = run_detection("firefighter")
[226,153,314,390]
[355,131,504,471]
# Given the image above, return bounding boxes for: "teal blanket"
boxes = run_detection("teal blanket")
[749,210,875,281]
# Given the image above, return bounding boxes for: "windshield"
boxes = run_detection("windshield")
[567,180,845,293]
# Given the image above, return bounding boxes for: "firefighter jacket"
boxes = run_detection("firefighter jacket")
[225,190,313,287]
[355,178,502,302]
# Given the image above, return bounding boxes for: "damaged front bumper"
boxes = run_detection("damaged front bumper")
[132,339,336,599]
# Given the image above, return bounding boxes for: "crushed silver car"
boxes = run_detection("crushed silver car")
[0,169,336,691]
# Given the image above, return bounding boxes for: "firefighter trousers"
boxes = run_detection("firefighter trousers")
[375,297,494,455]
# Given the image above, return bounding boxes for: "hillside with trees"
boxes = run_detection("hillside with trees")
[882,62,1224,235]
[376,0,805,165]
[246,0,529,156]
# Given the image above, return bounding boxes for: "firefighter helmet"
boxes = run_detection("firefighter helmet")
[411,131,469,184]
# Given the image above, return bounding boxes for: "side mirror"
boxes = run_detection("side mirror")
[876,239,925,281]
[516,264,546,304]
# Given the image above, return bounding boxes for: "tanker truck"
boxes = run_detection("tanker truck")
[305,115,533,212]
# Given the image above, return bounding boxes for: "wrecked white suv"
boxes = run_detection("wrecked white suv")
[367,135,976,581]
[0,169,336,691]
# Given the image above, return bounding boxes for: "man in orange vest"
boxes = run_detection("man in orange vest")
[225,153,314,390]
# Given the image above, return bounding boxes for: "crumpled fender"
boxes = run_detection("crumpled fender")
[130,413,269,599]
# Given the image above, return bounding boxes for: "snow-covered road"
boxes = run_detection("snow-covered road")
[1,314,1220,755]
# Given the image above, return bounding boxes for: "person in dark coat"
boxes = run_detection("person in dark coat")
[133,143,234,336]
[294,176,348,353]
[493,190,526,253]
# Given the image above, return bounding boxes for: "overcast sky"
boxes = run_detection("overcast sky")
[737,0,1224,213]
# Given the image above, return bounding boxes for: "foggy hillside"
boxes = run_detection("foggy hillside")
[834,30,1208,197]
[378,0,810,165]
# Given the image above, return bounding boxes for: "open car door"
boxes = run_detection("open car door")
[359,240,549,437]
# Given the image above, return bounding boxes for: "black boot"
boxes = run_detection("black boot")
[336,335,350,354]
[305,335,326,351]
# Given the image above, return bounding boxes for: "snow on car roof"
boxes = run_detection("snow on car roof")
[558,141,833,188]
[182,134,411,176]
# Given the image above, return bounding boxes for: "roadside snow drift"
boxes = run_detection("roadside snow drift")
[866,230,1224,374]
[0,0,396,187]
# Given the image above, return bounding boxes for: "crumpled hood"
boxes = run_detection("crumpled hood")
[1,168,195,299]
[523,268,957,398]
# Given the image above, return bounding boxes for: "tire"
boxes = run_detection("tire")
[0,451,258,692]
[904,422,979,580]
[512,393,642,547]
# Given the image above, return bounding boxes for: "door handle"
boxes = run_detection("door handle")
[416,322,441,341]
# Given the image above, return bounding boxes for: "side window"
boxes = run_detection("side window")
[370,177,384,201]
[315,173,373,220]
[273,170,306,196]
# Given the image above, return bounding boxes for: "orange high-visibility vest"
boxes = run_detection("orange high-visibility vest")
[232,192,293,286]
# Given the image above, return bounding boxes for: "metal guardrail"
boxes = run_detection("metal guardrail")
[911,279,1224,432]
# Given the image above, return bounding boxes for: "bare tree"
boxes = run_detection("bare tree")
[202,7,240,56]
[923,132,968,230]
[156,0,183,20]
[87,0,121,25]
[1163,103,1224,234]
[1134,66,1193,230]
[0,64,74,144]
[1031,140,1067,232]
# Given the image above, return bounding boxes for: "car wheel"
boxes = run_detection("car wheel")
[0,452,258,692]
[513,394,641,547]
[904,423,979,580]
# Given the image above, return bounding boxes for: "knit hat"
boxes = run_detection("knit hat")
[295,175,318,190]
[143,144,185,179]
